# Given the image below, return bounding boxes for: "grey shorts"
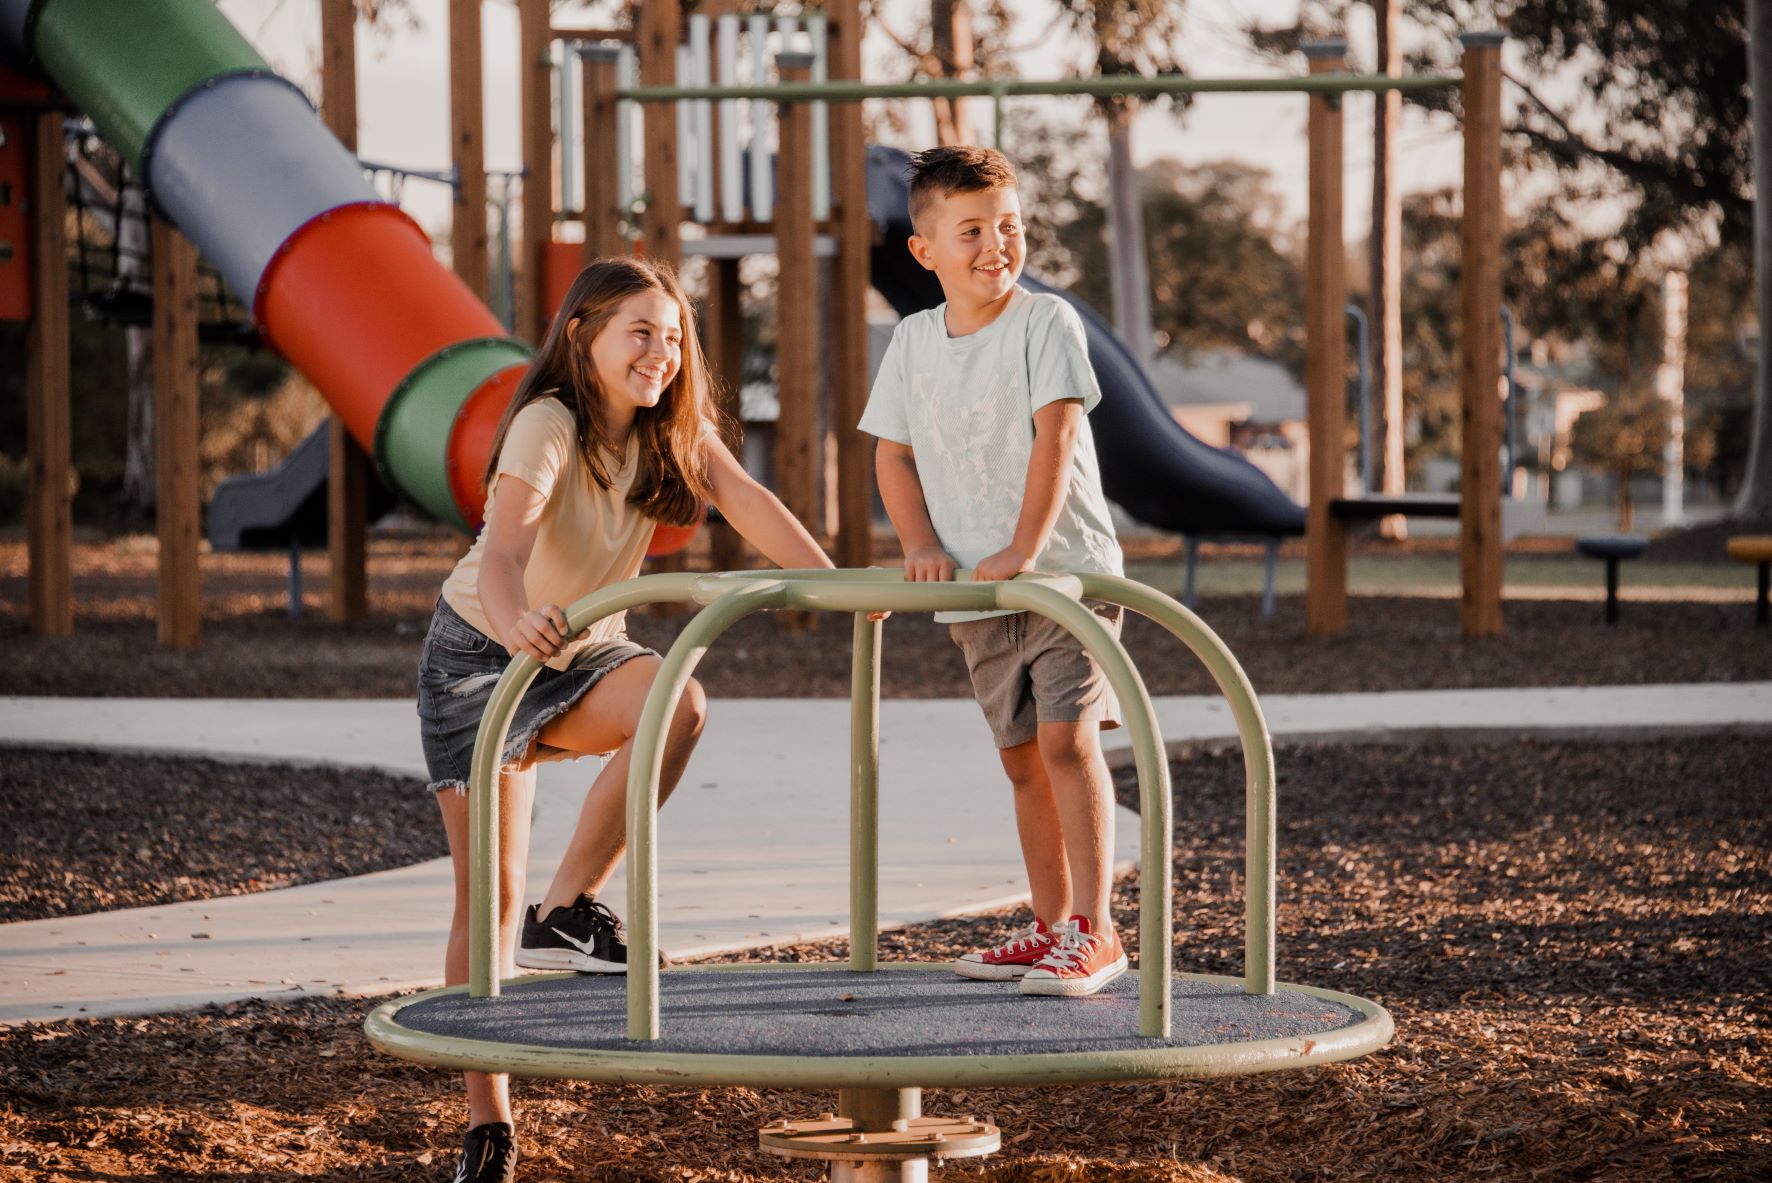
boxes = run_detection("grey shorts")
[415,598,658,793]
[948,603,1124,750]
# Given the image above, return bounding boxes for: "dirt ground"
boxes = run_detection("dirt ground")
[0,532,1767,699]
[0,747,442,923]
[2,734,1767,1182]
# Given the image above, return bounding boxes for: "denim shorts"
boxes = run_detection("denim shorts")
[415,598,658,793]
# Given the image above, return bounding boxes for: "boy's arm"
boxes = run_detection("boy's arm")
[973,398,1084,582]
[875,439,957,582]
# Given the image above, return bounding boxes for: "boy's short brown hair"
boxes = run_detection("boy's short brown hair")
[906,146,1018,233]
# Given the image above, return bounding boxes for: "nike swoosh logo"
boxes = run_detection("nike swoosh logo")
[551,927,601,955]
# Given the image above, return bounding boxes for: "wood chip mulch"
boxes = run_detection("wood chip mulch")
[3,735,1767,1181]
[0,746,441,923]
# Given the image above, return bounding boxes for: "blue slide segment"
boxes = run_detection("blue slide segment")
[864,146,1305,538]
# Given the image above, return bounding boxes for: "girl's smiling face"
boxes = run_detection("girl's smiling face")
[582,289,682,421]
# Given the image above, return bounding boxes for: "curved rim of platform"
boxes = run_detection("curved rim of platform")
[364,963,1395,1088]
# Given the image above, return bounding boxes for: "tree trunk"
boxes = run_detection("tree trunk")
[1738,0,1772,519]
[1105,106,1154,365]
[930,0,974,145]
[1371,0,1408,538]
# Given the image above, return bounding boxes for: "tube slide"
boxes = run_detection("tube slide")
[0,0,526,532]
[865,145,1305,538]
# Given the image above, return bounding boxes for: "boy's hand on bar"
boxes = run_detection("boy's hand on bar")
[903,547,958,583]
[973,546,1034,583]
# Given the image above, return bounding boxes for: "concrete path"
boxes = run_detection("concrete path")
[2,682,1768,1025]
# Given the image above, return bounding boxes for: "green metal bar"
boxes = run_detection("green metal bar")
[618,70,1463,104]
[466,572,703,999]
[849,612,882,972]
[1075,573,1277,996]
[626,581,790,1040]
[366,964,1395,1088]
[992,580,1171,1038]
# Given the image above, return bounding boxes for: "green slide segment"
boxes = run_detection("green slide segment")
[375,339,534,531]
[32,0,267,168]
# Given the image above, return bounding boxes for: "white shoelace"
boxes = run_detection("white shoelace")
[1035,925,1100,973]
[989,921,1049,957]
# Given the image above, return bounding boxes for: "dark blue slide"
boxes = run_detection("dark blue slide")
[865,146,1305,538]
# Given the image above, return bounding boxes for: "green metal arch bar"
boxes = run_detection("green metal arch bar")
[466,572,705,998]
[624,580,791,1039]
[365,963,1394,1089]
[1073,573,1278,997]
[620,70,1463,104]
[619,572,1173,1039]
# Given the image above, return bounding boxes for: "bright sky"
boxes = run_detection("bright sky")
[214,0,1497,244]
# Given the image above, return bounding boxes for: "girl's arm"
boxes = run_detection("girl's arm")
[875,438,956,582]
[477,475,574,661]
[703,436,834,569]
[973,398,1081,582]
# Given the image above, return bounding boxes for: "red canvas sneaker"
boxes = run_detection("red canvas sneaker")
[953,918,1059,980]
[1019,915,1128,997]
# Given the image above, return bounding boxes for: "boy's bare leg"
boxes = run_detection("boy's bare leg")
[436,766,536,1128]
[998,738,1072,927]
[1036,721,1115,932]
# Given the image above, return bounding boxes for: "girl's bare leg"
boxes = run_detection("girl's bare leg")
[436,767,536,1128]
[532,656,709,916]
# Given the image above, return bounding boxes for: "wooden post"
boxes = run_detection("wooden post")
[320,0,368,621]
[152,215,201,648]
[518,0,551,343]
[636,0,680,268]
[581,44,626,261]
[450,0,489,299]
[1459,32,1505,638]
[26,110,71,636]
[704,257,746,569]
[775,52,818,533]
[829,0,871,569]
[1371,0,1407,540]
[1303,39,1348,637]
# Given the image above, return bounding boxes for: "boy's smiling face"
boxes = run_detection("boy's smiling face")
[908,186,1025,307]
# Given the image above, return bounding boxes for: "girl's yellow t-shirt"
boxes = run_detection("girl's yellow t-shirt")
[440,397,655,671]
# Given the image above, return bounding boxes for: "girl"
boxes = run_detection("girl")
[415,257,831,1183]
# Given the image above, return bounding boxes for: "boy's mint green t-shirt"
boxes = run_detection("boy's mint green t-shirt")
[859,285,1123,622]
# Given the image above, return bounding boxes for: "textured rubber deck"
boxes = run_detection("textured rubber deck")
[394,966,1364,1058]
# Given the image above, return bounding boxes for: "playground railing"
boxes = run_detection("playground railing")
[463,569,1274,1043]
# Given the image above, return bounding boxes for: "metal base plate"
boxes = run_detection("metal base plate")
[760,1113,1000,1163]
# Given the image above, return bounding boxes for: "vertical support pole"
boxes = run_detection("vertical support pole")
[746,14,773,221]
[1303,40,1348,637]
[704,256,746,569]
[837,1087,920,1133]
[152,215,200,648]
[581,44,625,261]
[1459,31,1505,638]
[26,110,71,637]
[518,0,552,343]
[450,0,489,300]
[637,0,681,267]
[849,612,881,971]
[775,53,818,532]
[320,0,368,622]
[830,0,872,569]
[1371,0,1408,540]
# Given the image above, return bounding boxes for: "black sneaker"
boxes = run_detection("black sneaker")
[451,1121,516,1183]
[515,893,628,973]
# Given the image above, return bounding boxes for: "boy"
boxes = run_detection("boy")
[859,146,1127,997]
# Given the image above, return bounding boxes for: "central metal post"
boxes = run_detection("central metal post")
[834,1087,924,1183]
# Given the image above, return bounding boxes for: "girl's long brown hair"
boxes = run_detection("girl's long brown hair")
[480,257,721,527]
